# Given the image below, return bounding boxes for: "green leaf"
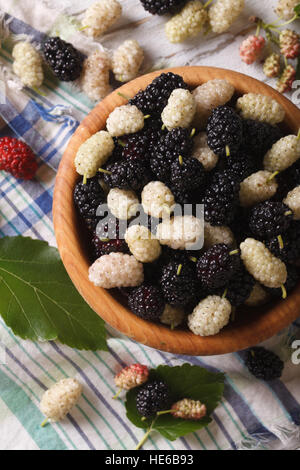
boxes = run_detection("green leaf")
[294,4,300,16]
[0,236,107,350]
[125,364,225,441]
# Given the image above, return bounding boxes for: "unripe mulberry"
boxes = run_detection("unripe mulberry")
[188,295,231,336]
[284,186,300,220]
[81,51,111,102]
[112,40,144,82]
[75,131,114,178]
[236,93,285,125]
[89,252,144,288]
[192,132,218,171]
[240,238,287,288]
[114,364,149,391]
[192,79,235,129]
[142,181,175,219]
[82,0,122,38]
[208,0,245,34]
[161,89,196,131]
[239,171,278,207]
[160,304,185,328]
[279,29,300,59]
[156,215,203,250]
[40,378,82,422]
[275,0,298,20]
[240,35,265,65]
[276,65,296,94]
[171,399,207,420]
[12,42,43,88]
[245,283,270,306]
[204,222,235,249]
[263,53,281,78]
[263,135,300,172]
[106,105,144,137]
[165,1,208,44]
[125,225,162,263]
[107,188,139,220]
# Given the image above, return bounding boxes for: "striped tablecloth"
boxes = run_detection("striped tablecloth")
[0,0,299,451]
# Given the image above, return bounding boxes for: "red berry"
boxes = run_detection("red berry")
[240,35,265,65]
[0,137,38,180]
[114,364,149,390]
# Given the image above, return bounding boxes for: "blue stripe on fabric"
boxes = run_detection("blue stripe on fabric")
[0,368,68,450]
[50,342,139,446]
[5,347,95,450]
[266,381,300,425]
[177,355,277,441]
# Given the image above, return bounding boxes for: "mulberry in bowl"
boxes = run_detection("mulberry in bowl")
[53,66,300,355]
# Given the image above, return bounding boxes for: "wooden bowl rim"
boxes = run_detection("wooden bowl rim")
[53,66,300,356]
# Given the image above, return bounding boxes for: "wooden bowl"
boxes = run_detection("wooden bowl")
[53,66,300,356]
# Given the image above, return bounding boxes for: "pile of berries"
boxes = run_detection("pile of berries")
[73,72,300,339]
[239,9,300,94]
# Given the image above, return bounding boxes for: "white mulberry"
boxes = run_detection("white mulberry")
[263,135,300,172]
[142,181,175,219]
[240,238,287,288]
[239,171,278,208]
[12,42,43,88]
[160,304,185,328]
[275,0,298,20]
[245,283,270,306]
[125,225,161,263]
[40,378,82,422]
[193,79,235,129]
[284,186,300,220]
[204,222,235,249]
[75,131,114,178]
[89,252,144,288]
[161,89,196,131]
[82,0,122,38]
[107,188,139,220]
[156,215,203,250]
[165,1,208,44]
[236,93,285,125]
[188,295,231,336]
[81,50,111,102]
[208,0,245,34]
[112,40,144,82]
[192,132,219,170]
[106,105,144,137]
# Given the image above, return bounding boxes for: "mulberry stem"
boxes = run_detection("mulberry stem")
[112,388,122,399]
[32,87,46,97]
[156,409,174,416]
[117,91,131,101]
[144,115,151,119]
[179,155,183,165]
[98,168,112,175]
[204,0,213,8]
[189,256,197,263]
[83,174,87,185]
[225,145,230,157]
[41,418,49,427]
[281,284,287,299]
[267,171,280,182]
[229,249,239,256]
[222,288,228,299]
[297,129,300,141]
[277,235,284,249]
[284,211,293,216]
[190,128,196,137]
[177,264,183,276]
[118,139,126,147]
[135,419,156,451]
